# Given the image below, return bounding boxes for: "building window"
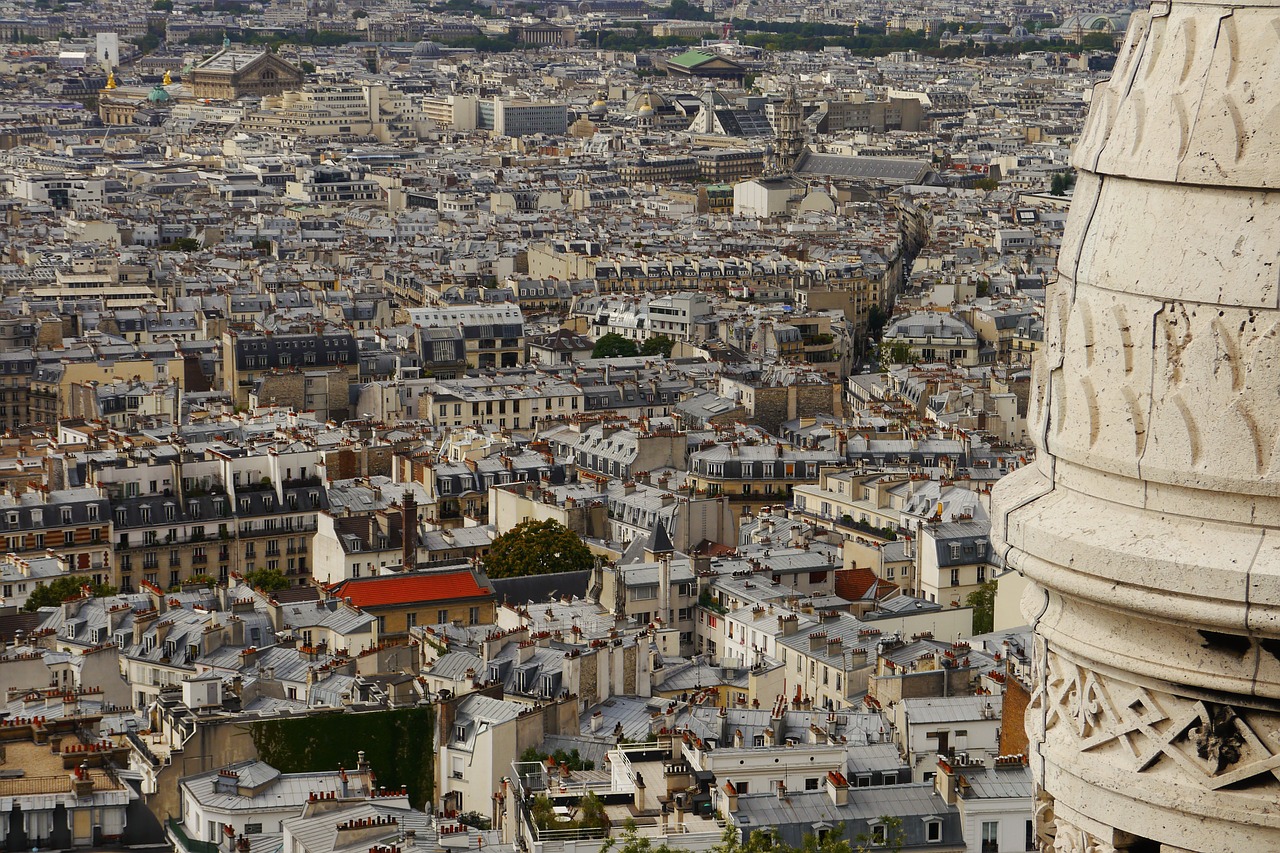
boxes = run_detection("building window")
[469,606,480,625]
[950,569,960,587]
[981,821,998,852]
[926,819,943,843]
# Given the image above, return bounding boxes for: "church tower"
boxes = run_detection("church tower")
[773,86,803,173]
[992,0,1280,850]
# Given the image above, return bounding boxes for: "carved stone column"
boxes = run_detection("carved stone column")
[991,0,1280,850]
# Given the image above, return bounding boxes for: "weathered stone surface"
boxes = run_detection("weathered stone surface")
[991,0,1280,849]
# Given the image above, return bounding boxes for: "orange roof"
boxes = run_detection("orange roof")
[835,566,899,601]
[331,571,492,608]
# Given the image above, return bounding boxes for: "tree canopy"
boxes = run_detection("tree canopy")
[965,579,998,635]
[485,519,594,578]
[592,333,640,359]
[25,577,116,611]
[243,567,291,593]
[640,335,675,357]
[878,341,918,371]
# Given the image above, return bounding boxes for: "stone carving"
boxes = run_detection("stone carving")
[1033,788,1057,849]
[1040,650,1280,790]
[995,0,1280,842]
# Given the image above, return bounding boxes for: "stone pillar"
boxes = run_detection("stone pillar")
[991,1,1280,850]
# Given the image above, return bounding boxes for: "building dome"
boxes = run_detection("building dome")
[146,85,171,103]
[589,88,608,117]
[627,85,666,114]
[412,40,443,58]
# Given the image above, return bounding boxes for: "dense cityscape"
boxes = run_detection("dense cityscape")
[0,0,1136,850]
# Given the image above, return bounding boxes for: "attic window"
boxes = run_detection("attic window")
[925,819,942,843]
[454,724,467,742]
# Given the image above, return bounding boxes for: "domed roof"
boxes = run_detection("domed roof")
[413,40,443,57]
[626,85,667,114]
[147,85,171,103]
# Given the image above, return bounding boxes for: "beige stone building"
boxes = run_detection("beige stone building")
[189,50,304,100]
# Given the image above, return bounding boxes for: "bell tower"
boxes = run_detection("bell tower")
[773,85,803,173]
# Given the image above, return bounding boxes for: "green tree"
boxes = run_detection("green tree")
[160,237,200,251]
[1049,172,1067,195]
[299,60,316,74]
[152,0,173,9]
[640,335,674,357]
[243,567,290,592]
[866,304,888,339]
[25,577,116,611]
[592,333,640,359]
[966,579,998,635]
[485,519,593,579]
[877,341,918,371]
[667,0,713,20]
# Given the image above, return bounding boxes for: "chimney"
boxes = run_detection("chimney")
[825,771,849,806]
[778,614,799,636]
[935,756,960,805]
[723,781,739,813]
[402,490,417,569]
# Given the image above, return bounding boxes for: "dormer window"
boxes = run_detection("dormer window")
[924,818,943,843]
[454,724,467,742]
[61,508,72,524]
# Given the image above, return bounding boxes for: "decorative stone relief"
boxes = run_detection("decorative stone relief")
[1033,788,1057,849]
[1040,650,1280,791]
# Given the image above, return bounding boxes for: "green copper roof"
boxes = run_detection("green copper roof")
[667,49,719,69]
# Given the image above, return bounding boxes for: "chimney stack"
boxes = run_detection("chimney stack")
[402,490,416,570]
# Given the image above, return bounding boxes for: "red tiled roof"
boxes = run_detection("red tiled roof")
[331,571,492,608]
[834,566,899,601]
